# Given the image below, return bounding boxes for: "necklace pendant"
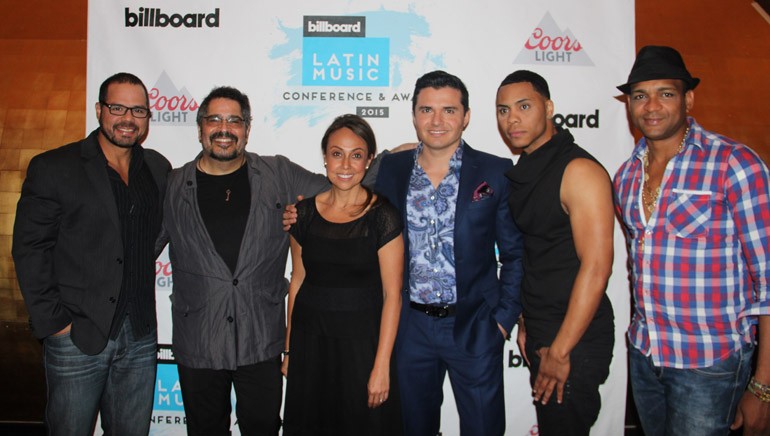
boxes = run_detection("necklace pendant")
[225,189,231,202]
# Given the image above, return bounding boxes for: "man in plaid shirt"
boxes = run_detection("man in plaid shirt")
[614,45,770,435]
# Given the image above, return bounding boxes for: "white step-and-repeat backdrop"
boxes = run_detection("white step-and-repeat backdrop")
[87,1,635,434]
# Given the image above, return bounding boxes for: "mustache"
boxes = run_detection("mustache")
[114,121,138,131]
[209,131,238,142]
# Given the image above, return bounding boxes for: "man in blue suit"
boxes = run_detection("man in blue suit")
[375,70,524,436]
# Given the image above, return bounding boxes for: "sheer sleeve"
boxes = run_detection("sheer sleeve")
[373,198,403,249]
[288,197,315,246]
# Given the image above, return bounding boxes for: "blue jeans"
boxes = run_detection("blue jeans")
[629,342,753,436]
[43,318,157,436]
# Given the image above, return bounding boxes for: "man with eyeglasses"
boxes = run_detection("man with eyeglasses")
[12,72,170,435]
[157,86,329,435]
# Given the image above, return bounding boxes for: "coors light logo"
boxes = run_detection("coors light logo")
[149,71,199,126]
[155,258,173,289]
[514,12,593,66]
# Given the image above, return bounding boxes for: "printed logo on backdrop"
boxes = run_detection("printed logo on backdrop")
[125,7,220,28]
[152,363,186,426]
[270,11,441,127]
[157,343,175,364]
[553,109,600,129]
[149,71,199,126]
[514,12,593,66]
[155,254,173,289]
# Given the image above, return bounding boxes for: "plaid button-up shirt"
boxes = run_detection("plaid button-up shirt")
[614,117,770,368]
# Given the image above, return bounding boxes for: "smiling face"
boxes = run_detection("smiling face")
[96,83,150,149]
[198,98,250,162]
[412,86,470,154]
[627,79,693,144]
[495,81,554,153]
[323,127,373,191]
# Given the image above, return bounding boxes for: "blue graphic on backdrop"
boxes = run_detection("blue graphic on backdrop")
[269,10,441,127]
[155,364,184,412]
[303,38,389,86]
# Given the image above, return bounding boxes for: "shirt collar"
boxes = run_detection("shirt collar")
[633,116,701,161]
[413,140,465,176]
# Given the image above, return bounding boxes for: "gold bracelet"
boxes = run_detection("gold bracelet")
[747,377,770,403]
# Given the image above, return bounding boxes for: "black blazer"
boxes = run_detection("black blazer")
[12,129,170,355]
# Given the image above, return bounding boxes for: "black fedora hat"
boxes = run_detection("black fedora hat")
[617,45,700,94]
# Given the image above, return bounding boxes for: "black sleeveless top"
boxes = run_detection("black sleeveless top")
[506,128,613,347]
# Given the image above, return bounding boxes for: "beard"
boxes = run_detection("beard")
[206,131,242,162]
[100,121,141,149]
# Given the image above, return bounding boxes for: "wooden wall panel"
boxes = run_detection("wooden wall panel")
[0,2,769,325]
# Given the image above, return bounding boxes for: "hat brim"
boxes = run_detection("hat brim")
[617,76,700,94]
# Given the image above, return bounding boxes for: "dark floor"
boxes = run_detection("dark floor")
[0,321,45,434]
[0,318,645,435]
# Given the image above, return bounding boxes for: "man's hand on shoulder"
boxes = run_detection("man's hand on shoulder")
[282,195,302,231]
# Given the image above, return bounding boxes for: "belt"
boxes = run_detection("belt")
[409,301,456,318]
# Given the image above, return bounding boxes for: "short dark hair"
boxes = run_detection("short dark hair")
[98,72,149,107]
[411,70,469,113]
[498,70,551,99]
[196,86,252,128]
[321,114,377,158]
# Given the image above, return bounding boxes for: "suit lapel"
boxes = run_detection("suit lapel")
[455,143,479,229]
[81,134,121,234]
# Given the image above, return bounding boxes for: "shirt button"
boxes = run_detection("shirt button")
[436,292,442,297]
[430,220,435,225]
[433,268,438,273]
[232,279,239,286]
[116,258,123,264]
[430,195,435,200]
[109,297,116,303]
[227,316,234,323]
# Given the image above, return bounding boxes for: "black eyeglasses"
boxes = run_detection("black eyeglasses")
[202,115,246,127]
[101,103,151,118]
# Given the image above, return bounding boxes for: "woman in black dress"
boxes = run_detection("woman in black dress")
[282,114,404,435]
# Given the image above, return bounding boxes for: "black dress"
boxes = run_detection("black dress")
[283,196,403,436]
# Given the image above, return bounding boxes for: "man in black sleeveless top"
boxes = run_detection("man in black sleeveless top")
[496,70,615,435]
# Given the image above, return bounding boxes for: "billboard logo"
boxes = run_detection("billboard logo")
[157,344,175,363]
[148,71,199,126]
[125,7,219,28]
[514,12,593,66]
[302,15,389,87]
[553,109,600,129]
[508,350,528,368]
[304,16,366,37]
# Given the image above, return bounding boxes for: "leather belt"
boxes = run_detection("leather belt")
[409,301,456,318]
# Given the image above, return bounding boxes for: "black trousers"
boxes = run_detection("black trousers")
[526,338,614,436]
[177,357,283,436]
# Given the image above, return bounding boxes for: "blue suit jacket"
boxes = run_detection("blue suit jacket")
[375,143,523,355]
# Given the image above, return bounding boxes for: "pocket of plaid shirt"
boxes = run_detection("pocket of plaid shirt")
[665,189,713,238]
